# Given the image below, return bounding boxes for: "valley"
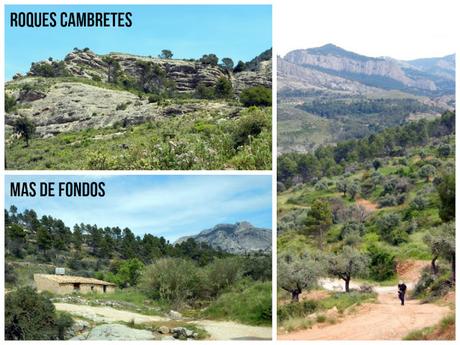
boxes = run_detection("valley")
[277,44,454,153]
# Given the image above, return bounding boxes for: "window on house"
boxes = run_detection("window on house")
[73,283,80,291]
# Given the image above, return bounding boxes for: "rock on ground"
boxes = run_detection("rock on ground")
[72,324,158,340]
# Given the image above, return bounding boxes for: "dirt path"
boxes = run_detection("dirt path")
[190,320,272,340]
[55,303,271,340]
[54,303,167,324]
[356,197,378,212]
[279,260,451,340]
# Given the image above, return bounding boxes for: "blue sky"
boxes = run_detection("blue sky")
[5,175,272,242]
[5,5,272,80]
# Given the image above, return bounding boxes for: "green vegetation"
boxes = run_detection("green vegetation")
[299,98,441,119]
[5,287,73,340]
[277,111,455,331]
[6,207,271,331]
[6,106,272,170]
[403,314,455,340]
[204,281,272,326]
[12,116,36,147]
[5,48,272,170]
[240,86,272,107]
[278,291,376,331]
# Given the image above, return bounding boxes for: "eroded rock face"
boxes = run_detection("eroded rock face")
[27,49,272,94]
[5,82,241,137]
[281,44,454,94]
[6,49,271,137]
[174,221,272,254]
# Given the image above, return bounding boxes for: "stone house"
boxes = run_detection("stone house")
[34,274,116,295]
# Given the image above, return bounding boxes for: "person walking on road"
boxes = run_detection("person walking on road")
[398,281,407,306]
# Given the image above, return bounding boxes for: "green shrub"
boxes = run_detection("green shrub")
[367,244,396,281]
[214,77,233,98]
[240,86,272,107]
[5,287,73,340]
[204,281,272,326]
[232,107,271,148]
[195,83,215,99]
[5,93,17,112]
[148,94,161,103]
[278,300,318,322]
[140,258,200,307]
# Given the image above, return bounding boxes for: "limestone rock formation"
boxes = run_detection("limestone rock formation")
[175,221,271,254]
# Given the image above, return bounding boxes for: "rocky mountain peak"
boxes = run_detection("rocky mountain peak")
[174,221,271,254]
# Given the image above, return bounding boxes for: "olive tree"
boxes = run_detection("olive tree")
[424,222,455,280]
[419,164,436,182]
[327,246,369,292]
[277,252,320,302]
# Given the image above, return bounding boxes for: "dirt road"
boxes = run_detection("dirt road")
[55,303,271,340]
[279,260,451,340]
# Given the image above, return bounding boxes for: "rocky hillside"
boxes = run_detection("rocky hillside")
[175,221,271,254]
[5,48,271,137]
[279,44,455,98]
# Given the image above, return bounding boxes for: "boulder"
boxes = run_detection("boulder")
[158,326,170,334]
[168,310,183,320]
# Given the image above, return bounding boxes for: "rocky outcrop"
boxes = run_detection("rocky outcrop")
[175,221,271,254]
[27,49,272,94]
[5,80,241,137]
[6,49,271,137]
[72,324,158,340]
[281,44,454,95]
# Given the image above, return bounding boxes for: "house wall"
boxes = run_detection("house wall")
[33,274,115,295]
[61,283,115,294]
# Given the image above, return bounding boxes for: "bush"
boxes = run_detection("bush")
[278,300,318,322]
[206,257,242,296]
[140,258,200,307]
[240,86,272,107]
[214,77,233,98]
[148,94,161,103]
[5,93,16,112]
[195,83,215,99]
[5,287,73,340]
[232,108,271,148]
[413,266,452,301]
[367,245,396,281]
[204,281,272,326]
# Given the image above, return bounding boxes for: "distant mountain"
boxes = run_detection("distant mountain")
[277,44,455,154]
[279,44,455,96]
[175,221,271,254]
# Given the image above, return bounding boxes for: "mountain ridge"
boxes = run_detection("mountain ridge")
[174,221,272,254]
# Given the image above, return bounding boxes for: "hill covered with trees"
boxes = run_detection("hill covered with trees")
[277,111,455,339]
[5,208,272,340]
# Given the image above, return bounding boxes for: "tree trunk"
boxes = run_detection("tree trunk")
[291,289,301,302]
[345,279,350,292]
[431,255,438,275]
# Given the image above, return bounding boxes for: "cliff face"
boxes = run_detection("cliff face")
[6,49,272,137]
[27,49,272,94]
[280,44,454,95]
[174,221,272,254]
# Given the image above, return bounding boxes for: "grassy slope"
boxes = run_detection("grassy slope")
[6,106,272,170]
[277,137,454,263]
